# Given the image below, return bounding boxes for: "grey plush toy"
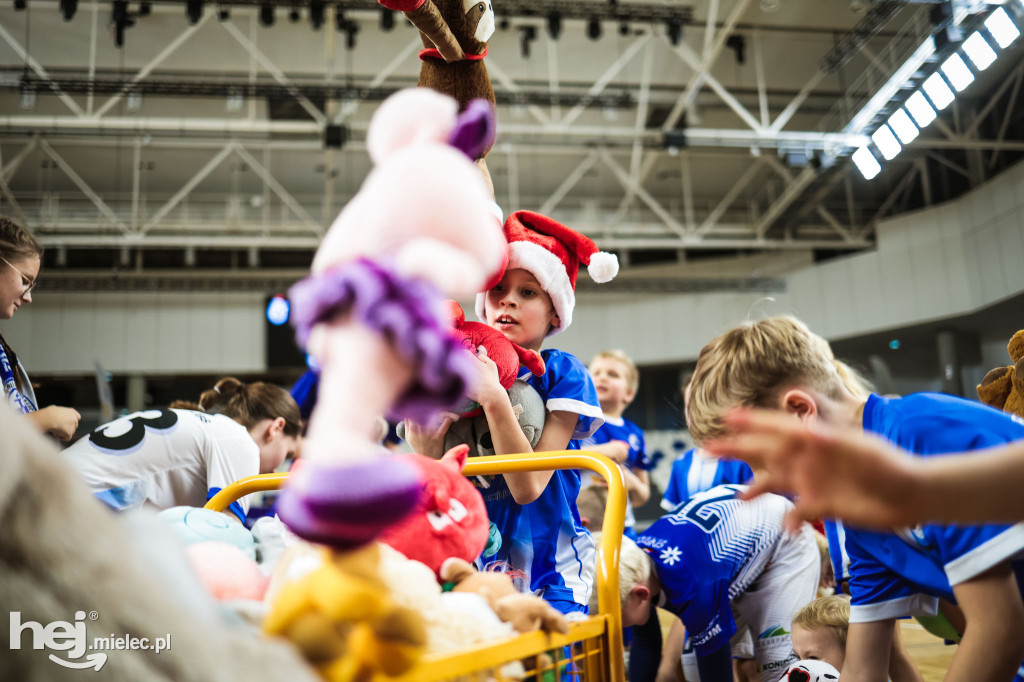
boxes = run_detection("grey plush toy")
[397,378,545,458]
[443,378,545,457]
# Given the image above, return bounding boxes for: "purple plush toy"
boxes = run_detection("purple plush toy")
[278,88,507,549]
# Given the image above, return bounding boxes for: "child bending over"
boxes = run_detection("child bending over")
[66,377,302,522]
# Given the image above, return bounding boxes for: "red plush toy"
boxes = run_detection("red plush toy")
[447,301,544,417]
[379,445,489,579]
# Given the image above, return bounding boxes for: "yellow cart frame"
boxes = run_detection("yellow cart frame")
[206,451,627,682]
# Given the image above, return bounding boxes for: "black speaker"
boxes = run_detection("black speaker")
[265,296,307,369]
[324,124,348,150]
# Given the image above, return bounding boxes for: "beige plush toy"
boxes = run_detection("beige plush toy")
[0,408,317,682]
[977,329,1024,418]
[441,558,570,635]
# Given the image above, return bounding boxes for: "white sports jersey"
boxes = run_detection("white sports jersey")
[65,409,259,519]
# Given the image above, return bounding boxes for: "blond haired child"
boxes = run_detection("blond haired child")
[581,349,651,539]
[791,595,923,681]
[687,315,1024,682]
[791,596,850,671]
[407,211,618,615]
[611,486,820,682]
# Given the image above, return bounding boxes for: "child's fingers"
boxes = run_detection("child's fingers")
[721,409,812,447]
[703,433,761,460]
[738,477,779,501]
[783,507,813,534]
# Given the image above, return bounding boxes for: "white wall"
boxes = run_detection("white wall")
[3,291,266,375]
[558,159,1024,364]
[6,160,1024,375]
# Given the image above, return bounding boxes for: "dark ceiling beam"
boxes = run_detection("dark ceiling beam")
[141,0,694,23]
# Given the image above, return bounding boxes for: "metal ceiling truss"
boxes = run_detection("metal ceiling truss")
[123,0,695,24]
[34,270,786,294]
[1,0,1021,264]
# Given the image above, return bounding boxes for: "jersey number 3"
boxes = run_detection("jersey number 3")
[89,409,178,451]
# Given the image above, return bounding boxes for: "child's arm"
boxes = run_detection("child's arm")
[656,617,686,682]
[586,440,630,464]
[475,355,576,504]
[27,405,82,441]
[624,467,651,507]
[944,562,1024,682]
[841,620,897,682]
[887,622,925,682]
[705,408,1024,527]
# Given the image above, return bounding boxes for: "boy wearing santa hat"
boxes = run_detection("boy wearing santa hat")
[409,210,619,615]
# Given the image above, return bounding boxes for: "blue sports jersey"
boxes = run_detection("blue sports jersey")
[583,416,650,471]
[479,348,603,613]
[833,393,1024,622]
[637,485,790,657]
[661,448,753,511]
[581,415,648,531]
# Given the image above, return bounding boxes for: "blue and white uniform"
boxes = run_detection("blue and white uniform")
[661,448,753,511]
[828,393,1024,624]
[638,485,820,682]
[478,348,603,615]
[64,408,259,522]
[581,415,649,534]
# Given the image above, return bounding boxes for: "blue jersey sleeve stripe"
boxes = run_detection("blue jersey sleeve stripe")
[546,398,605,438]
[849,594,939,623]
[944,523,1024,585]
[206,487,246,524]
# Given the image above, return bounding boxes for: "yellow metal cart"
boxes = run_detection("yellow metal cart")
[206,451,627,682]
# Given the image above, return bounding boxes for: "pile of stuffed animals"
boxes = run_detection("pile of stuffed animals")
[5,6,579,681]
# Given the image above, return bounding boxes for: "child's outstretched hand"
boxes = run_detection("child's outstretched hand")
[404,413,457,460]
[704,409,924,531]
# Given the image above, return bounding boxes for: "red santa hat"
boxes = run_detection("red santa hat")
[475,210,618,336]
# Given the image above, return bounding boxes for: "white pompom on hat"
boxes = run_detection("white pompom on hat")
[475,210,618,336]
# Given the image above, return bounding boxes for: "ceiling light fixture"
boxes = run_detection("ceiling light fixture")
[939,53,974,91]
[851,147,881,180]
[984,7,1020,48]
[961,31,996,70]
[886,109,919,145]
[871,125,901,161]
[904,91,936,128]
[921,72,955,110]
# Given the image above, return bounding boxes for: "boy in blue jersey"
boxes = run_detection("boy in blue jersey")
[581,349,651,539]
[687,315,1024,682]
[407,211,617,615]
[662,379,752,511]
[615,484,820,682]
[661,447,752,511]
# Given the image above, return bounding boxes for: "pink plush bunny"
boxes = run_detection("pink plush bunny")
[279,88,507,549]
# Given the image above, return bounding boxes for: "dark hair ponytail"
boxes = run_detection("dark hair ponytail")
[199,377,302,437]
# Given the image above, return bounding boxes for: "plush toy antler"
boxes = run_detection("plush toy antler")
[380,0,465,63]
[378,0,497,191]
